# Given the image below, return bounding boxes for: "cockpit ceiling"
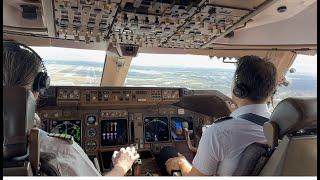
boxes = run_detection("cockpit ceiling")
[3,0,317,52]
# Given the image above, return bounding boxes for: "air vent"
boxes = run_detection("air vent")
[20,5,38,20]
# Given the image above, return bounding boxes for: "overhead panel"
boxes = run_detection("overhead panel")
[54,0,120,43]
[52,0,269,49]
[164,4,249,49]
[111,0,200,48]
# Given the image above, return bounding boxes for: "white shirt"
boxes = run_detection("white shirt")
[192,104,270,176]
[39,129,101,176]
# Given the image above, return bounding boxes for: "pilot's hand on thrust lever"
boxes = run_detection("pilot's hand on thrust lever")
[165,153,186,175]
[112,146,140,174]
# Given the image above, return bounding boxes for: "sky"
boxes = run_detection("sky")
[31,46,317,75]
[131,53,237,69]
[31,46,106,62]
[289,54,317,76]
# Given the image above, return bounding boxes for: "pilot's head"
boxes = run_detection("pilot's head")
[3,41,49,100]
[231,55,277,106]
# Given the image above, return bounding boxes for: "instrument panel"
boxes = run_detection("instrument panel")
[38,86,234,159]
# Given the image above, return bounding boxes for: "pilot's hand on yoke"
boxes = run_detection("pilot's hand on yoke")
[112,146,140,174]
[165,153,186,175]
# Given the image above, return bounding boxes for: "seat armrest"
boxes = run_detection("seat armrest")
[29,128,40,174]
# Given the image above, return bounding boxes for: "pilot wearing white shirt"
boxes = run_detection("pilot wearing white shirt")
[38,127,101,176]
[166,55,278,176]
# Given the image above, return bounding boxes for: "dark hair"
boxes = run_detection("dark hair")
[234,55,277,102]
[3,43,41,90]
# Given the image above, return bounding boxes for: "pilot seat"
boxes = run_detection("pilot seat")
[233,97,317,176]
[3,86,61,176]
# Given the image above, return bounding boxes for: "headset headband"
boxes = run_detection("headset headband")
[3,40,50,92]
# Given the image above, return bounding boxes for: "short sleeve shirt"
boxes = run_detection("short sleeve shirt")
[192,104,270,176]
[39,129,101,176]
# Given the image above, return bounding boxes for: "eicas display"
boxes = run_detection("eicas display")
[51,120,82,145]
[101,119,128,146]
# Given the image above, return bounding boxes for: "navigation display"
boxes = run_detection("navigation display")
[50,120,82,145]
[171,117,193,140]
[144,117,170,142]
[101,119,128,146]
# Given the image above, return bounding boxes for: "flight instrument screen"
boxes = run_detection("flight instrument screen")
[101,119,128,146]
[50,120,82,145]
[144,117,170,142]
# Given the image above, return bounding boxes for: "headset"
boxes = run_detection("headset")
[233,74,249,99]
[3,40,50,93]
[233,73,277,99]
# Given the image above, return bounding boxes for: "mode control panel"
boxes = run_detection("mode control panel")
[57,88,80,100]
[52,87,183,106]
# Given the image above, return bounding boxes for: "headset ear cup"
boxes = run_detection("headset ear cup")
[33,72,50,92]
[38,72,50,90]
[33,72,43,92]
[44,75,50,89]
[233,83,248,98]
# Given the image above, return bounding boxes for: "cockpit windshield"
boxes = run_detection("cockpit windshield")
[31,46,105,86]
[274,54,317,106]
[126,53,236,97]
[31,46,316,103]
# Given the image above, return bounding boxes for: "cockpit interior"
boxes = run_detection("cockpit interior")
[3,0,317,177]
[36,86,234,175]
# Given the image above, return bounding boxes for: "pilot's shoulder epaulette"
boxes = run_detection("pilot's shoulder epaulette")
[214,116,233,124]
[47,133,74,144]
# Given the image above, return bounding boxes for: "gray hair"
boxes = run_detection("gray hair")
[3,44,41,90]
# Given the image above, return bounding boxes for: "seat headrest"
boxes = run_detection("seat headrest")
[269,97,317,138]
[3,86,36,159]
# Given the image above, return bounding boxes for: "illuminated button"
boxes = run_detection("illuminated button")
[73,90,79,95]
